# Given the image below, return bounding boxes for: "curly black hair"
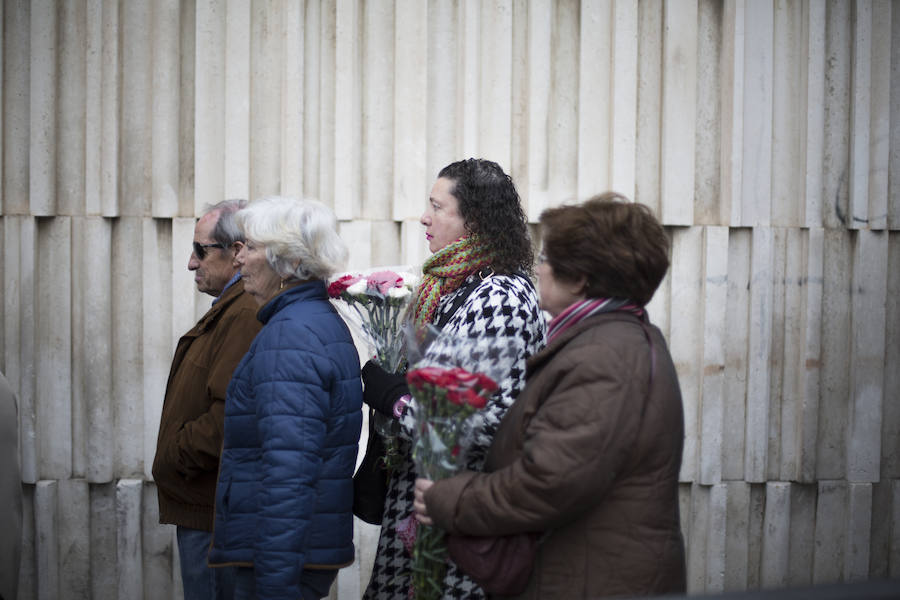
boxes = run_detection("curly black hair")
[437,158,533,275]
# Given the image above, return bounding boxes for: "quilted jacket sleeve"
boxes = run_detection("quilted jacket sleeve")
[250,322,331,599]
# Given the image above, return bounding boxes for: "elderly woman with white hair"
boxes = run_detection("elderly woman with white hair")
[208,196,363,600]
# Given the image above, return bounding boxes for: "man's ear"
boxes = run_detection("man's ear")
[230,241,244,264]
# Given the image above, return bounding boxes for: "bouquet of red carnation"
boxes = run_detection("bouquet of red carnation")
[403,332,516,600]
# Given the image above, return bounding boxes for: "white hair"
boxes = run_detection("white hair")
[235,196,348,281]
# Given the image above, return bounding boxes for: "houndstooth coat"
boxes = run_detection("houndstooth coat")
[363,272,546,600]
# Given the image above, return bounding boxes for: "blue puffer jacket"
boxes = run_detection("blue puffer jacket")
[209,281,363,599]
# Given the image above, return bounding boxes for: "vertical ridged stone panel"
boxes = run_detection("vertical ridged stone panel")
[725,482,751,591]
[705,483,728,592]
[669,227,703,482]
[741,1,773,226]
[30,0,57,216]
[112,218,144,476]
[848,0,872,230]
[172,218,200,346]
[723,228,750,480]
[37,217,72,479]
[281,0,304,199]
[547,0,579,206]
[803,0,826,227]
[577,0,612,198]
[120,1,152,216]
[745,227,773,482]
[610,0,638,199]
[142,483,174,600]
[761,482,791,588]
[90,483,118,600]
[846,482,873,580]
[847,230,888,482]
[151,0,181,218]
[223,0,250,201]
[361,0,394,220]
[822,1,851,230]
[100,0,120,217]
[721,1,744,226]
[520,0,552,217]
[788,483,816,585]
[695,0,723,226]
[659,0,696,225]
[813,480,848,583]
[392,0,427,221]
[686,484,709,591]
[143,219,173,480]
[58,479,90,599]
[85,0,103,215]
[116,479,144,599]
[700,227,728,484]
[250,1,285,203]
[195,0,226,212]
[2,0,30,215]
[57,0,86,217]
[884,234,900,478]
[635,0,662,215]
[866,0,891,231]
[35,481,59,600]
[334,0,361,219]
[478,0,513,168]
[771,0,803,227]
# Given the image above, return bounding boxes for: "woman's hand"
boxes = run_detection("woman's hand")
[413,478,435,525]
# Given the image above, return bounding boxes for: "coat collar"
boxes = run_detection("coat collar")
[526,310,646,374]
[192,278,249,335]
[257,279,327,324]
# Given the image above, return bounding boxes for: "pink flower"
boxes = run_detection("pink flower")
[397,514,418,557]
[327,274,362,298]
[366,270,404,295]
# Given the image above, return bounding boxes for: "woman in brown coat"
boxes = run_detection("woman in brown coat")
[414,193,686,599]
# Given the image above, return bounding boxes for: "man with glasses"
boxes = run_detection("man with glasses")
[152,199,262,599]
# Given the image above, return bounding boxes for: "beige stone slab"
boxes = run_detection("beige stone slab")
[4,217,37,483]
[724,481,751,592]
[669,227,703,482]
[150,0,181,219]
[35,480,59,600]
[143,219,173,480]
[635,0,662,216]
[57,0,87,217]
[609,0,637,200]
[392,0,427,221]
[84,0,102,216]
[892,480,900,578]
[19,485,36,599]
[100,0,120,217]
[866,0,891,230]
[120,1,152,216]
[281,0,304,200]
[771,1,803,227]
[694,0,723,226]
[883,235,900,478]
[813,480,848,584]
[869,479,894,578]
[172,218,199,351]
[58,479,90,598]
[361,0,395,220]
[721,0,744,227]
[891,4,900,231]
[334,0,362,220]
[302,0,322,201]
[223,0,251,201]
[116,479,144,599]
[112,218,144,476]
[249,1,287,203]
[521,0,552,219]
[547,0,579,205]
[29,0,57,216]
[478,0,513,169]
[799,228,824,482]
[803,0,826,228]
[723,228,750,481]
[577,0,613,198]
[700,227,729,484]
[746,483,767,589]
[767,229,787,480]
[788,483,816,586]
[761,482,791,588]
[845,482,873,580]
[400,219,429,271]
[705,483,728,592]
[459,0,480,158]
[686,483,710,592]
[849,1,873,230]
[36,218,73,480]
[745,227,773,482]
[659,0,696,226]
[2,0,29,215]
[90,483,118,600]
[142,483,174,600]
[847,230,887,483]
[194,0,226,212]
[822,2,851,229]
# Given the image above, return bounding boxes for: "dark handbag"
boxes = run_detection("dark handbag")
[446,531,541,596]
[352,409,389,525]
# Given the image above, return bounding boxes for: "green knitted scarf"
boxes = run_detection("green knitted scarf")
[412,236,494,330]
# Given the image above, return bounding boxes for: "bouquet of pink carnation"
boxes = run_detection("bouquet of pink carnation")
[327,268,418,373]
[403,332,516,600]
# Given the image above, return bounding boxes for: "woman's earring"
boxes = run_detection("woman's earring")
[280,278,285,290]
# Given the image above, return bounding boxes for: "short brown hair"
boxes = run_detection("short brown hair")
[539,193,670,305]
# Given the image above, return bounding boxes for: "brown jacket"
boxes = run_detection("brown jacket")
[427,312,686,599]
[152,279,262,531]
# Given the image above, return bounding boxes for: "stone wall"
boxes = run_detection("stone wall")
[2,1,898,598]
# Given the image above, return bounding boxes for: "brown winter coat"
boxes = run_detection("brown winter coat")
[426,311,686,599]
[152,279,262,531]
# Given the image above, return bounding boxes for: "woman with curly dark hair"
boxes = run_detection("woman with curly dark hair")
[361,158,546,600]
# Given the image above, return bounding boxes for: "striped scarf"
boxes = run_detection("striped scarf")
[546,297,645,343]
[412,236,494,330]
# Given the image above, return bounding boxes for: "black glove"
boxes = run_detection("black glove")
[362,360,410,417]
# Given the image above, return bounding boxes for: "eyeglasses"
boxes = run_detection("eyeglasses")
[193,241,225,260]
[537,250,547,264]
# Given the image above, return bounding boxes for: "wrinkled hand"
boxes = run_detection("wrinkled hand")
[414,478,435,525]
[362,360,409,417]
